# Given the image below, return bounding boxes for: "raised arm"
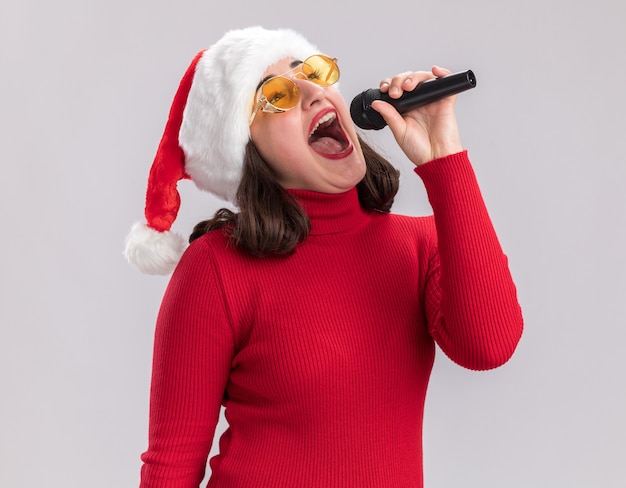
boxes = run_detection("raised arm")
[374,67,523,370]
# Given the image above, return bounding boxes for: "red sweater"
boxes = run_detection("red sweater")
[139,151,523,487]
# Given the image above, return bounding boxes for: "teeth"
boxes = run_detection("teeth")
[310,112,336,136]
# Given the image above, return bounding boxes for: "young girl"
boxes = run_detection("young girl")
[125,26,523,488]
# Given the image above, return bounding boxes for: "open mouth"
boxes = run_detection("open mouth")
[308,111,353,159]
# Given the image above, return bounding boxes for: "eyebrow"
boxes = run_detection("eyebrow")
[255,59,303,91]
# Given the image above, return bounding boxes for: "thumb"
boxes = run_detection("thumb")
[371,99,408,140]
[371,100,407,132]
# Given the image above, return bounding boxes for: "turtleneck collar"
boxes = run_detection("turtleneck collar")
[287,187,370,235]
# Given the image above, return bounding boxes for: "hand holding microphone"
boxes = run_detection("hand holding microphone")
[351,66,473,165]
[350,69,476,130]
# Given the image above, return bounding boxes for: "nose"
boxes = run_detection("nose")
[294,78,326,110]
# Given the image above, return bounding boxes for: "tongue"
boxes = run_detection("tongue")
[310,136,345,155]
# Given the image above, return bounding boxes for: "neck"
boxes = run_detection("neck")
[287,187,369,236]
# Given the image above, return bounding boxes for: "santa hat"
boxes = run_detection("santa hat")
[124,27,318,275]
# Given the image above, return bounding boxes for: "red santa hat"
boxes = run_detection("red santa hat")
[124,27,318,274]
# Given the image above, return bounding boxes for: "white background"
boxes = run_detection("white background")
[1,0,624,486]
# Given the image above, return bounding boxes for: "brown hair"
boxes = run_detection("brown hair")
[189,137,400,257]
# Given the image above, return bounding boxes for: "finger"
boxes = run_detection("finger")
[379,72,420,94]
[370,99,407,137]
[385,71,413,98]
[379,79,391,93]
[387,70,434,99]
[432,65,452,77]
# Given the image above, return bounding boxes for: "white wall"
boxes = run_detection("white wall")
[1,0,624,486]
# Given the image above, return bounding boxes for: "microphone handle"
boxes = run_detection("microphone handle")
[382,69,476,112]
[352,69,476,130]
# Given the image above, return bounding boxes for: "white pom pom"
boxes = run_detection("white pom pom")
[123,222,187,275]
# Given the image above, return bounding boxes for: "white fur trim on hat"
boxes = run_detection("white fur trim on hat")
[124,222,187,275]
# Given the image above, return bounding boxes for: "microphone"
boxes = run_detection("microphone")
[349,69,476,130]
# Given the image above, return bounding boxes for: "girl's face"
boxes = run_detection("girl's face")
[249,57,366,194]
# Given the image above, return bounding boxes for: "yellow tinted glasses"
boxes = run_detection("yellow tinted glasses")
[249,54,340,124]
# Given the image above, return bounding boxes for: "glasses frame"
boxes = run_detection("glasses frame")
[249,54,339,125]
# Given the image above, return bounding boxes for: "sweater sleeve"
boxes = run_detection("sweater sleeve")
[415,151,523,370]
[140,238,235,487]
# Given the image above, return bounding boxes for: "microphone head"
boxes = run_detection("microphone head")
[350,88,388,130]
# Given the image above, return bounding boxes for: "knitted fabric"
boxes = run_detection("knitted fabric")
[139,151,523,488]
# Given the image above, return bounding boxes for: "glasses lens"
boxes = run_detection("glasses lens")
[261,77,300,110]
[302,55,340,86]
